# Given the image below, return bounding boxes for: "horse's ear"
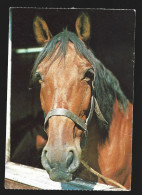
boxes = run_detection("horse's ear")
[33,16,52,46]
[75,12,91,41]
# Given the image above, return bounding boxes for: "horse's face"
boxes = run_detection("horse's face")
[33,13,92,182]
[36,42,93,181]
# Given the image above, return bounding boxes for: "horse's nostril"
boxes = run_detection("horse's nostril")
[66,150,74,168]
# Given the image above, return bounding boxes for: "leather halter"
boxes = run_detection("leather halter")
[44,79,108,141]
[44,95,95,137]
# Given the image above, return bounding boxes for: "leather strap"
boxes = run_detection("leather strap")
[44,93,108,140]
[44,108,88,137]
[94,97,108,125]
[86,96,95,126]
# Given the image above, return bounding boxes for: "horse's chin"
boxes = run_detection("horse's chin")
[48,168,74,182]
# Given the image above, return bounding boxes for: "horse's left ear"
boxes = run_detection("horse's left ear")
[75,12,91,41]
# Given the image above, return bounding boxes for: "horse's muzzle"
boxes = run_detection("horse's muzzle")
[41,146,80,182]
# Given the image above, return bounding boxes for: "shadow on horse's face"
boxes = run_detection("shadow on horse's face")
[37,42,93,182]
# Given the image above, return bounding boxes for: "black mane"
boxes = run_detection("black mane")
[32,29,128,130]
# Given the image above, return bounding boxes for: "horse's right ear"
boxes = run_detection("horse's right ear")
[33,16,52,46]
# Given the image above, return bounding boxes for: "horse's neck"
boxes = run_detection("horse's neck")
[80,99,133,187]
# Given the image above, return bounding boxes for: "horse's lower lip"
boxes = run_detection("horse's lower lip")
[48,168,73,182]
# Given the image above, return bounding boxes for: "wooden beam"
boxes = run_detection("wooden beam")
[5,179,40,190]
[5,162,124,191]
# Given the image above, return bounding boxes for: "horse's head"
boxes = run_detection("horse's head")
[32,13,94,182]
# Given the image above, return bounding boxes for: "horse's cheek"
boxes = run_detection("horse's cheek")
[40,90,46,112]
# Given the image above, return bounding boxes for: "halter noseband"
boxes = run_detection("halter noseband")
[44,95,95,138]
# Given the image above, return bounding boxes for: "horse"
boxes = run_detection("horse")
[31,13,133,189]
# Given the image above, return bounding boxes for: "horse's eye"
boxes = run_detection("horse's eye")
[35,72,42,83]
[83,69,94,82]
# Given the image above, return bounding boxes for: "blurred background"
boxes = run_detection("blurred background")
[10,8,135,168]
